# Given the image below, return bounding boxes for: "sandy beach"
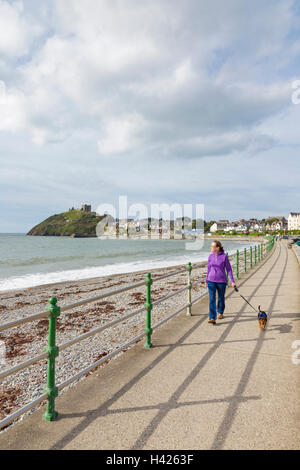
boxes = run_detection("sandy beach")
[0,258,216,430]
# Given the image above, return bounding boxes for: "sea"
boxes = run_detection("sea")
[0,234,259,292]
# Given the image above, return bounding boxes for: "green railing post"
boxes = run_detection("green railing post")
[236,250,239,279]
[226,252,229,282]
[250,246,253,269]
[258,244,261,263]
[144,273,153,348]
[255,245,257,265]
[43,297,60,422]
[186,262,192,316]
[244,247,247,273]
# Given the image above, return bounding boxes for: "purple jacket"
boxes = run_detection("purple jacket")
[206,252,235,283]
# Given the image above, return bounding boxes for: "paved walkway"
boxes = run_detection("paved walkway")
[1,241,299,450]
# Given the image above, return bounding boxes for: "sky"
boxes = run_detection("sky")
[0,0,300,232]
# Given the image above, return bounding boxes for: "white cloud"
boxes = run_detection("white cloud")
[98,114,147,155]
[0,0,42,57]
[0,0,294,155]
[0,0,299,230]
[0,86,27,131]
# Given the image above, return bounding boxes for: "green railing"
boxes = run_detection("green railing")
[234,237,274,281]
[0,237,275,429]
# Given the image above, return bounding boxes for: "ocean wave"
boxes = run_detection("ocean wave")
[0,247,181,267]
[0,255,83,267]
[0,241,256,292]
[0,253,208,292]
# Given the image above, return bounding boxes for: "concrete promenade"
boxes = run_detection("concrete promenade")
[1,241,299,450]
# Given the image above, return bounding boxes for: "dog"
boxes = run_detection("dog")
[258,306,267,330]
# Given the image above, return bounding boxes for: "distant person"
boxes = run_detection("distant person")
[205,240,236,324]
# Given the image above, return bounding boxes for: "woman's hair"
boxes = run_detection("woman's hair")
[213,240,224,252]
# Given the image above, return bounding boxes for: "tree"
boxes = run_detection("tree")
[204,220,216,233]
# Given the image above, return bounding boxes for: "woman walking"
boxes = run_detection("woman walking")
[205,240,236,324]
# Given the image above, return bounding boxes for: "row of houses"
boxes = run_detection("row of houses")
[210,213,300,233]
[68,205,300,232]
[106,217,195,233]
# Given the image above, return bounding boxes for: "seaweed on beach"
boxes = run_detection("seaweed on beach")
[0,332,34,359]
[0,386,22,419]
[83,351,109,377]
[128,292,144,306]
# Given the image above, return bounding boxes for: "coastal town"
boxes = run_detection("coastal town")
[209,212,300,234]
[69,205,300,237]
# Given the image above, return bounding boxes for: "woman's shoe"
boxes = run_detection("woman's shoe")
[218,314,224,319]
[208,319,216,324]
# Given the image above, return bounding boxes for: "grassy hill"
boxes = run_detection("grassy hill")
[27,210,107,237]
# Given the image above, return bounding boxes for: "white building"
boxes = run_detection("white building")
[265,217,288,231]
[288,212,300,231]
[210,221,229,232]
[249,222,264,232]
[210,222,218,233]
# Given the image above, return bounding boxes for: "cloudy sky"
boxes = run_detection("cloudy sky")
[0,0,300,232]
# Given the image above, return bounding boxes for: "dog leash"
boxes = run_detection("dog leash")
[234,286,259,313]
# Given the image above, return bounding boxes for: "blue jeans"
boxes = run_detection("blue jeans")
[207,281,227,320]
